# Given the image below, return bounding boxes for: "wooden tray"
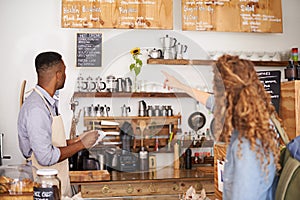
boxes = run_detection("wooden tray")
[69,170,110,182]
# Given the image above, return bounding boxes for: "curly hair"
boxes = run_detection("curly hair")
[213,54,281,172]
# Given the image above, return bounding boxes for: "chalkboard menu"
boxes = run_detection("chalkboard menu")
[257,70,281,113]
[77,33,102,67]
[62,0,173,29]
[182,0,282,33]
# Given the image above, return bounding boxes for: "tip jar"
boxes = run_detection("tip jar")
[34,169,61,200]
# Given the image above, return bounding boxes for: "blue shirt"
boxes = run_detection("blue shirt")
[223,131,276,200]
[18,85,61,166]
[205,95,277,200]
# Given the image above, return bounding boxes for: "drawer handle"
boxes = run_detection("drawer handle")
[127,184,134,194]
[173,184,179,191]
[148,183,156,193]
[102,185,110,194]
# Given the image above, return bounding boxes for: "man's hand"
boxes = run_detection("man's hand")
[79,130,99,148]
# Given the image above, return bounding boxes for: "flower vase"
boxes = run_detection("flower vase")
[133,76,139,92]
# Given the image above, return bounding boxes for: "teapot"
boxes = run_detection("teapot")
[148,48,163,59]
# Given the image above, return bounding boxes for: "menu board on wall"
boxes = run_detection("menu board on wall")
[76,33,102,67]
[62,0,173,29]
[257,70,281,113]
[182,0,282,33]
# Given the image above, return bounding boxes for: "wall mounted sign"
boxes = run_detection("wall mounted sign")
[62,0,173,29]
[76,33,102,67]
[257,70,281,113]
[182,0,282,33]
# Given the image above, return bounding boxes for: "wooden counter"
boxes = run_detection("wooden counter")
[71,167,214,199]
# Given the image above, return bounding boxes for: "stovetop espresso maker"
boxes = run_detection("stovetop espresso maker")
[160,34,177,59]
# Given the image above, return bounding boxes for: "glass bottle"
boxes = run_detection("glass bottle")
[285,60,296,81]
[185,148,192,169]
[34,169,61,200]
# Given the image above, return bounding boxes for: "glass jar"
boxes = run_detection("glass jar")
[34,169,61,200]
[0,164,36,195]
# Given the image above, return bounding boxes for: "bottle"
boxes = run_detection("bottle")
[292,48,298,62]
[285,60,296,81]
[154,136,159,151]
[34,169,61,200]
[185,148,192,169]
[139,147,149,171]
[174,142,180,170]
[176,118,183,138]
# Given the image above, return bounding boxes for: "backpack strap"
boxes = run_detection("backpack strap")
[275,154,300,200]
[270,114,290,145]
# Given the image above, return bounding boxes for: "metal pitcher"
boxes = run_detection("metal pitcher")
[124,77,133,92]
[121,104,131,117]
[138,100,147,117]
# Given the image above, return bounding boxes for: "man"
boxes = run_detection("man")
[18,51,99,197]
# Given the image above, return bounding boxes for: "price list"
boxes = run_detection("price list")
[76,33,102,67]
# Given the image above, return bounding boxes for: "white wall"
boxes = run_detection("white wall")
[0,0,299,165]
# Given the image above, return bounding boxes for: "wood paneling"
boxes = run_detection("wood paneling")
[280,81,300,140]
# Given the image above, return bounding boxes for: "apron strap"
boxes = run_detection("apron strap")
[33,88,55,117]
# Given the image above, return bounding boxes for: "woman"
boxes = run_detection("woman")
[162,55,281,200]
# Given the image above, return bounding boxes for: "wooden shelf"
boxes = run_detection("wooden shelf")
[73,92,190,98]
[85,115,181,129]
[147,58,289,67]
[85,115,181,152]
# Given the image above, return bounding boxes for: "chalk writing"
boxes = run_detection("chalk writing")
[76,33,102,67]
[258,70,281,113]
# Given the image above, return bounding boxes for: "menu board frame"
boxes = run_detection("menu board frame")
[257,70,281,113]
[62,0,173,30]
[182,0,283,33]
[76,32,102,68]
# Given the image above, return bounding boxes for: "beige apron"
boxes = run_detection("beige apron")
[30,88,71,197]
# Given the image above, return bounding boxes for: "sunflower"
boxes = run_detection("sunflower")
[129,47,143,77]
[130,47,141,55]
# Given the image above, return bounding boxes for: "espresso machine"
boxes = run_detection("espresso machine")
[119,122,138,172]
[160,34,177,59]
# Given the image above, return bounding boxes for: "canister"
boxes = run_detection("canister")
[34,169,61,200]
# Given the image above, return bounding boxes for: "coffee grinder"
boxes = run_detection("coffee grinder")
[119,122,138,172]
